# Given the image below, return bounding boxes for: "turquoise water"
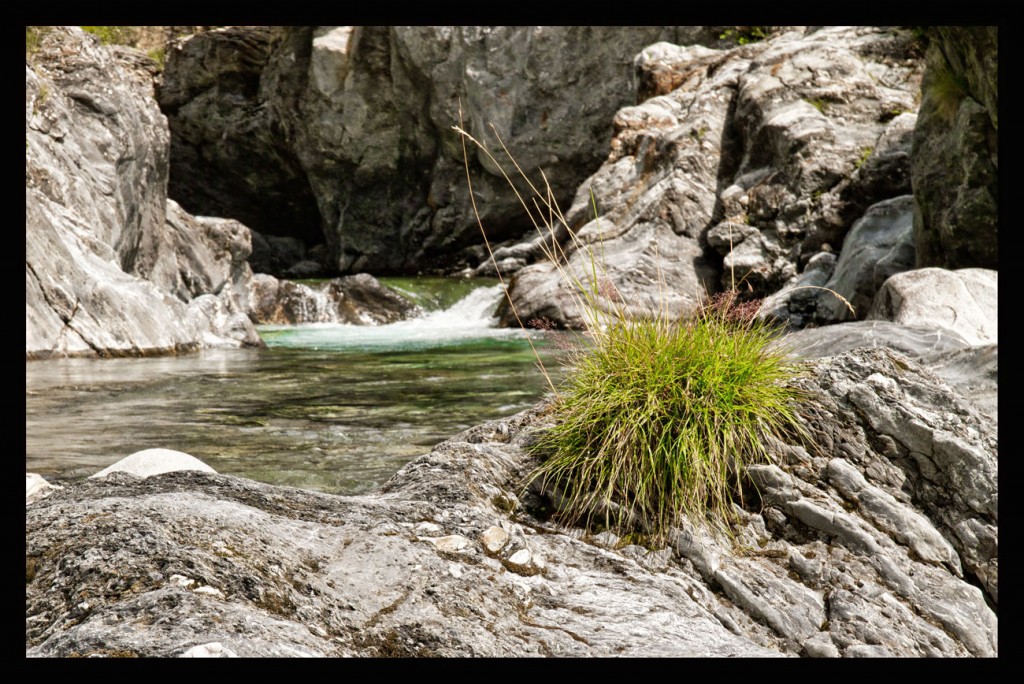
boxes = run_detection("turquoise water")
[25,280,566,495]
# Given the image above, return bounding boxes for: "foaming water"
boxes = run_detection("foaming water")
[258,285,517,352]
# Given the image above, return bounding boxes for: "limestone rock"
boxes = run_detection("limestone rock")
[480,526,510,555]
[26,474,61,504]
[26,27,263,358]
[814,196,916,323]
[783,321,969,361]
[503,27,925,327]
[90,449,217,479]
[867,268,997,345]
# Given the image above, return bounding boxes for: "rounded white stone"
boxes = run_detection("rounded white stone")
[90,448,217,479]
[508,549,532,567]
[427,535,473,554]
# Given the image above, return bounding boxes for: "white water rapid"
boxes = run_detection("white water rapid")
[258,284,519,351]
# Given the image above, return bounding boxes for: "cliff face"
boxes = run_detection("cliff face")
[500,27,927,328]
[160,26,740,275]
[910,26,998,270]
[26,27,262,358]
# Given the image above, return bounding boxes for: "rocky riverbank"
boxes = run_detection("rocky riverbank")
[26,25,997,657]
[26,342,996,657]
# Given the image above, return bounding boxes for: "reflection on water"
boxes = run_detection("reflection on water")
[25,282,571,496]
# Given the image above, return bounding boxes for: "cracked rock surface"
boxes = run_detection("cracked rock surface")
[26,347,995,657]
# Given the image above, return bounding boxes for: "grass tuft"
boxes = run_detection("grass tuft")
[527,289,808,542]
[455,109,813,545]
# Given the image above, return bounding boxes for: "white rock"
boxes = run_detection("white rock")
[90,448,217,479]
[507,549,532,567]
[414,522,443,536]
[26,473,61,503]
[194,586,224,599]
[424,535,473,554]
[869,268,997,346]
[169,574,195,588]
[480,526,510,554]
[180,642,238,658]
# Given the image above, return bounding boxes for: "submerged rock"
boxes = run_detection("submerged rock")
[26,347,995,657]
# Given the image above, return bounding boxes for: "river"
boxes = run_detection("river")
[25,279,569,495]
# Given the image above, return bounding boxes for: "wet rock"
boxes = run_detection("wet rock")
[249,273,420,325]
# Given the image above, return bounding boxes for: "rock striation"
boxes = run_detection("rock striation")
[26,27,262,358]
[498,26,927,328]
[26,347,996,657]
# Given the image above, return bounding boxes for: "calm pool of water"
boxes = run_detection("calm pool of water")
[25,281,569,495]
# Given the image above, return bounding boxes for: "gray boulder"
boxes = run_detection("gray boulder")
[782,320,970,361]
[26,27,262,358]
[503,27,925,327]
[26,347,995,657]
[810,196,916,323]
[868,268,997,346]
